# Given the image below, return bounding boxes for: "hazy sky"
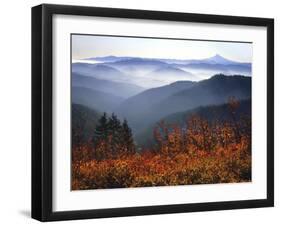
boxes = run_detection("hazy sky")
[72,34,252,63]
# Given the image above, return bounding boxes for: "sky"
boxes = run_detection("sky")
[72,34,252,63]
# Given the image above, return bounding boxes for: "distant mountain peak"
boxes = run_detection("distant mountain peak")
[211,54,226,60]
[204,54,234,64]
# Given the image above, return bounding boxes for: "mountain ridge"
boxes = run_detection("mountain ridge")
[117,74,251,132]
[72,72,145,98]
[72,86,125,113]
[83,54,251,65]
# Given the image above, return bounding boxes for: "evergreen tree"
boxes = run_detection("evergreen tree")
[108,113,122,155]
[92,112,109,160]
[93,112,108,144]
[122,119,135,154]
[92,113,135,159]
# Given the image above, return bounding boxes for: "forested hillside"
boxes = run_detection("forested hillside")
[72,98,251,189]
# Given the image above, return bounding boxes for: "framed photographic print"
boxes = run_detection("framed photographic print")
[32,4,274,221]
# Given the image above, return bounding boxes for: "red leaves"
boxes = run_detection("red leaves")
[72,136,251,190]
[72,99,251,190]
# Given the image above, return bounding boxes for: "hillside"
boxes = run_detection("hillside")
[116,80,195,122]
[72,73,144,98]
[72,86,124,113]
[117,74,251,132]
[135,99,251,147]
[72,104,101,146]
[156,74,251,114]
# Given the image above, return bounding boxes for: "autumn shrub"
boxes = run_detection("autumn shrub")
[72,137,251,190]
[72,99,252,190]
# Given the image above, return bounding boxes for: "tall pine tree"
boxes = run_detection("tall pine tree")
[107,113,122,156]
[93,112,108,144]
[122,119,135,154]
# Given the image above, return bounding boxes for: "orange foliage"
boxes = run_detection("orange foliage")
[72,138,251,189]
[72,103,251,190]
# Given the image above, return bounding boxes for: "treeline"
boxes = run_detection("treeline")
[73,97,250,161]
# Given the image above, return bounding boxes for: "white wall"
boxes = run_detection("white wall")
[0,0,279,225]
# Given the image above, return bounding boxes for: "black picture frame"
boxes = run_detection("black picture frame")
[32,4,274,222]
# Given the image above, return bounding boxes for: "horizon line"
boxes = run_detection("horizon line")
[73,53,251,64]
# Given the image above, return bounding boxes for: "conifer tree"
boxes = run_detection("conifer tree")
[92,112,109,159]
[92,113,135,158]
[93,112,108,144]
[122,119,135,154]
[108,113,122,155]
